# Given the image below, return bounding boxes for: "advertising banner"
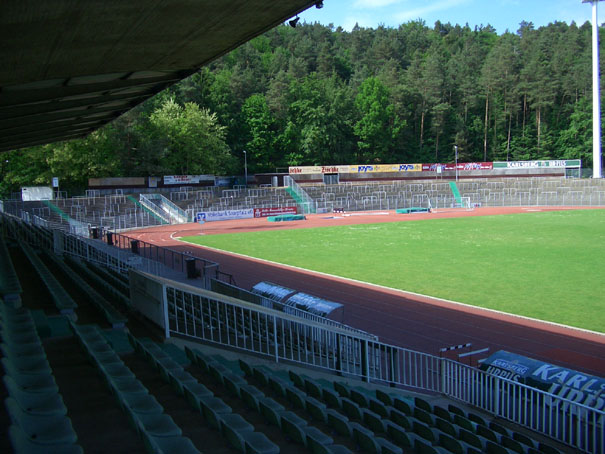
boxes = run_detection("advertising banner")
[481,350,605,411]
[196,209,253,222]
[289,163,422,175]
[253,207,297,218]
[493,160,581,169]
[164,175,215,185]
[422,162,493,171]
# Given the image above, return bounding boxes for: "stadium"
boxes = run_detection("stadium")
[1,2,605,454]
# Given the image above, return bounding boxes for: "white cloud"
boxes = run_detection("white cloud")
[394,0,473,23]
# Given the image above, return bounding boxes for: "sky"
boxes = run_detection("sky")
[299,0,595,34]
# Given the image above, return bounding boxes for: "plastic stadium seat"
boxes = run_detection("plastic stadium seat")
[414,407,436,426]
[414,396,433,413]
[240,384,264,412]
[167,368,197,395]
[438,432,482,454]
[458,428,489,451]
[385,420,420,449]
[477,424,501,443]
[326,409,352,438]
[134,412,183,437]
[9,424,83,454]
[252,367,270,387]
[267,375,289,398]
[511,431,537,449]
[322,387,342,409]
[2,356,51,376]
[348,388,369,408]
[120,393,164,415]
[393,396,413,415]
[486,440,517,454]
[238,358,254,377]
[285,385,307,410]
[183,382,213,411]
[341,397,362,421]
[414,437,450,454]
[99,363,136,381]
[109,377,149,395]
[368,397,388,418]
[242,431,280,454]
[3,375,67,416]
[5,371,58,395]
[223,372,248,397]
[433,405,453,423]
[305,396,328,423]
[447,403,466,417]
[453,413,478,432]
[468,411,488,427]
[1,341,44,358]
[200,396,232,429]
[412,420,440,445]
[259,397,286,428]
[333,381,350,398]
[501,435,527,454]
[280,410,308,444]
[538,442,562,454]
[362,408,386,434]
[5,398,78,445]
[388,407,411,431]
[304,378,324,399]
[288,369,307,389]
[434,416,458,438]
[142,432,201,454]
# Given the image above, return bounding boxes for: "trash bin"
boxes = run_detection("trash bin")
[106,231,113,246]
[185,257,198,279]
[90,227,98,239]
[130,239,139,254]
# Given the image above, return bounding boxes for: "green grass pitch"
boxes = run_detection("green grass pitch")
[180,210,605,333]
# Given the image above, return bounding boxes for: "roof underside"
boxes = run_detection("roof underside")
[0,1,318,152]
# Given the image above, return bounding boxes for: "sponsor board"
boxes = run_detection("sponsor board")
[289,163,422,175]
[196,209,253,222]
[422,162,493,171]
[481,350,605,412]
[253,207,297,218]
[164,175,215,185]
[493,159,581,169]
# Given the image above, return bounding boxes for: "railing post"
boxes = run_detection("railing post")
[362,340,369,383]
[273,316,279,363]
[162,285,170,339]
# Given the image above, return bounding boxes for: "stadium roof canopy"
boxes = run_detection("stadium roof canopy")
[0,1,319,153]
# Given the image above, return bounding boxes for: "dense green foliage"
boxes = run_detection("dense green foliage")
[181,210,605,333]
[1,19,600,196]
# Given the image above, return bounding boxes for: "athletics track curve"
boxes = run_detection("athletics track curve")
[127,206,605,377]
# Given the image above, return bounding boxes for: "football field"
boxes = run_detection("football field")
[181,209,605,333]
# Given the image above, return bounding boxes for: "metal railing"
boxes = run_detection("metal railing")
[163,279,604,454]
[140,193,189,224]
[285,176,315,214]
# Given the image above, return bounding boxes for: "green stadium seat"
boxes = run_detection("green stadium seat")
[433,405,453,422]
[159,343,191,366]
[8,424,83,454]
[393,396,413,415]
[7,371,59,395]
[141,432,201,454]
[350,388,370,408]
[238,358,254,377]
[289,369,308,388]
[341,397,362,421]
[412,420,440,445]
[100,362,136,381]
[134,412,183,437]
[109,377,149,396]
[327,408,352,438]
[414,437,450,454]
[259,397,286,428]
[453,413,478,432]
[200,396,232,429]
[167,369,197,396]
[438,432,482,454]
[448,403,466,417]
[240,384,264,412]
[414,407,436,426]
[458,428,489,451]
[368,397,388,418]
[322,386,342,409]
[477,424,501,443]
[511,431,537,449]
[362,408,386,434]
[333,381,350,398]
[5,398,78,445]
[486,440,517,454]
[223,372,248,397]
[183,381,214,411]
[3,375,67,416]
[501,435,526,454]
[268,375,289,398]
[304,378,324,399]
[280,410,309,444]
[120,392,164,415]
[286,385,307,410]
[414,396,433,413]
[434,416,458,437]
[253,366,270,386]
[306,396,328,423]
[385,421,420,449]
[388,407,411,431]
[242,431,280,454]
[538,441,562,454]
[468,411,488,427]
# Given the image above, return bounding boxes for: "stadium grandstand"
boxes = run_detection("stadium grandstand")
[1,2,604,454]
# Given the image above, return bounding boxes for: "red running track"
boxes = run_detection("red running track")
[128,206,605,377]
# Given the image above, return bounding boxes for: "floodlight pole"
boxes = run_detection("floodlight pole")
[454,145,459,181]
[243,150,248,186]
[585,0,603,178]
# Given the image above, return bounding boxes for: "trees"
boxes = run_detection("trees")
[3,19,598,198]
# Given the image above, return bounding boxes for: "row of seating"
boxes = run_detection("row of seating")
[0,239,22,304]
[184,345,353,454]
[70,323,201,454]
[19,243,77,315]
[85,260,131,300]
[1,302,82,453]
[45,253,127,328]
[130,334,281,454]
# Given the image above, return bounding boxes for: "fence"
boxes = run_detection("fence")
[140,193,189,224]
[160,277,603,454]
